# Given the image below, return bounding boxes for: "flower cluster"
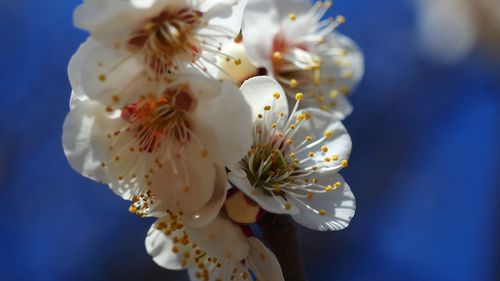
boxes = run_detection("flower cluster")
[63,0,363,280]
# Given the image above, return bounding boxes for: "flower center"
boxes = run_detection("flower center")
[128,7,204,74]
[243,143,296,194]
[270,34,322,91]
[121,86,196,153]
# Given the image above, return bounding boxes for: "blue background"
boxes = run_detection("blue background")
[0,0,498,281]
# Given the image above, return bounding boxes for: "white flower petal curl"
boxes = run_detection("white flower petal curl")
[185,216,250,263]
[63,98,123,183]
[292,173,355,231]
[192,80,253,166]
[181,166,229,227]
[240,76,289,125]
[247,237,285,281]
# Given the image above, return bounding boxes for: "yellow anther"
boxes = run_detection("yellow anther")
[156,222,167,230]
[264,105,271,111]
[287,139,293,145]
[308,152,315,158]
[325,185,334,192]
[273,51,282,60]
[332,154,339,161]
[341,160,349,168]
[319,209,327,216]
[334,181,342,189]
[311,166,318,171]
[324,157,332,162]
[280,112,285,117]
[321,145,329,153]
[288,13,297,21]
[99,74,107,82]
[284,203,292,210]
[274,186,281,192]
[324,130,333,138]
[305,136,313,142]
[234,58,242,65]
[330,90,339,98]
[273,92,281,99]
[304,112,311,120]
[324,0,332,8]
[336,15,346,24]
[307,192,314,199]
[290,79,298,88]
[258,114,263,119]
[312,178,318,184]
[128,205,137,213]
[295,93,304,101]
[296,114,305,121]
[271,122,277,128]
[290,124,296,130]
[289,152,296,158]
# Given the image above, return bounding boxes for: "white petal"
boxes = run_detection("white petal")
[228,172,300,215]
[182,166,228,227]
[248,237,284,281]
[145,218,185,270]
[240,76,289,122]
[68,38,99,98]
[185,216,250,262]
[292,173,355,231]
[242,0,280,68]
[192,80,253,166]
[62,99,121,183]
[150,147,216,213]
[292,108,352,173]
[77,41,144,103]
[69,91,87,110]
[320,32,365,94]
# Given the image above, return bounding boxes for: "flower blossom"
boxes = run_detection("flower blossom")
[63,70,253,221]
[228,76,356,231]
[416,0,500,64]
[241,0,364,118]
[70,0,246,105]
[145,172,284,281]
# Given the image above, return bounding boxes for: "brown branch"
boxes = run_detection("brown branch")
[258,214,307,281]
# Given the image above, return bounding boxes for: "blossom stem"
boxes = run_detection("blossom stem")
[258,214,308,281]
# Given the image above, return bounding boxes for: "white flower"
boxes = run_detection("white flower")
[228,76,356,231]
[242,0,364,118]
[70,0,246,101]
[416,0,500,64]
[63,71,253,218]
[146,211,284,281]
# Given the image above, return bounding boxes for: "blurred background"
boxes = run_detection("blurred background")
[0,0,498,280]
